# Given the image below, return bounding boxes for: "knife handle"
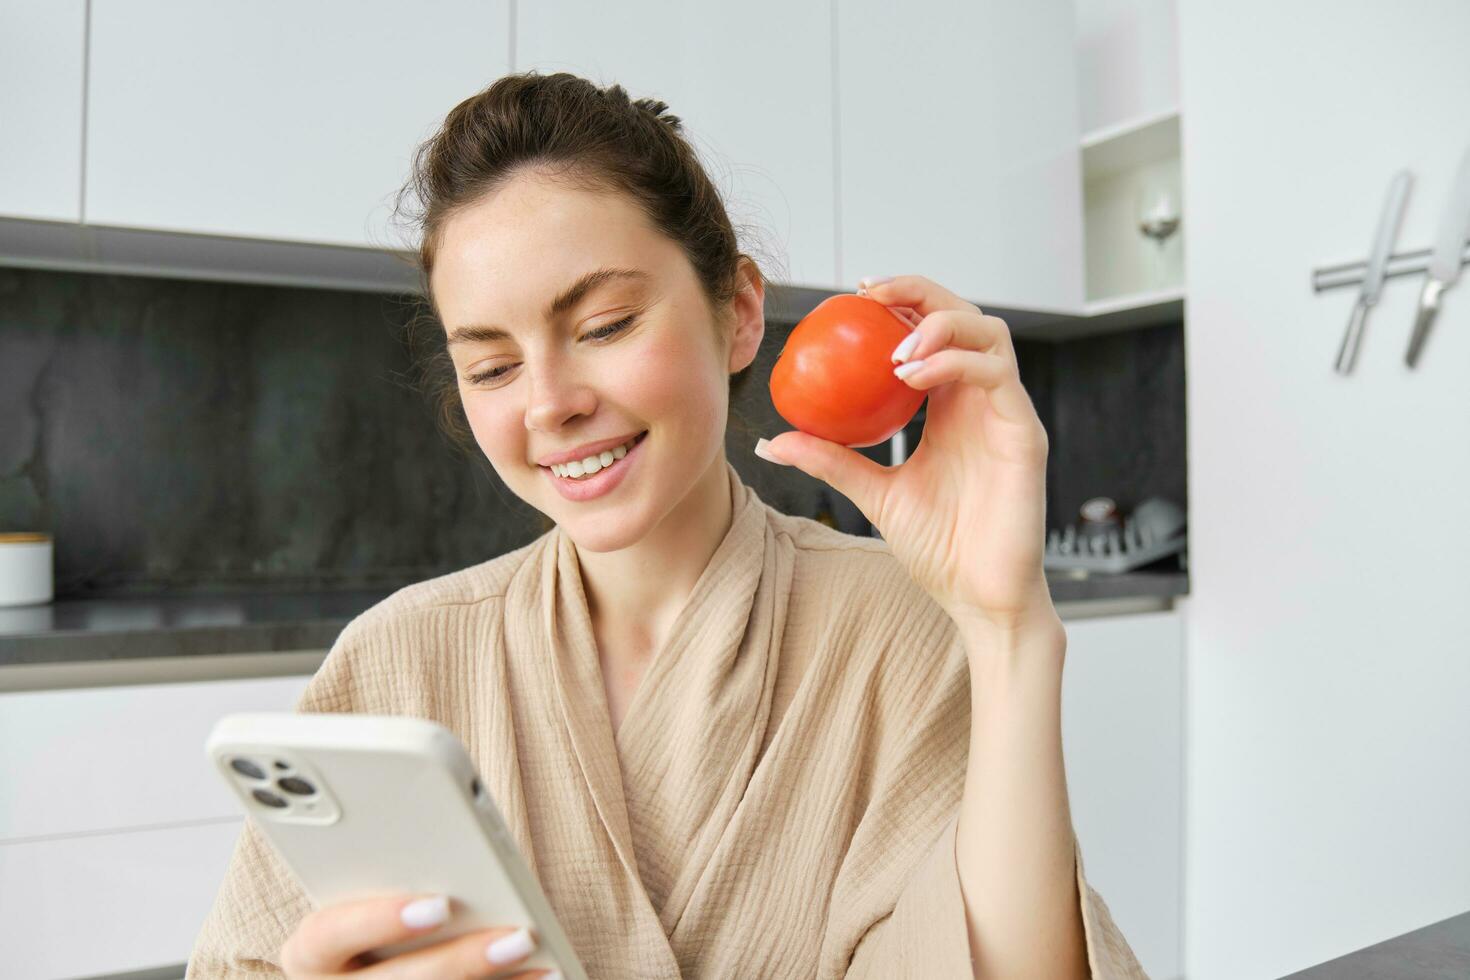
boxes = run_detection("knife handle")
[1405,278,1445,368]
[1335,301,1369,375]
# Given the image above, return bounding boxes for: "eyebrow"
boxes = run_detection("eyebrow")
[445,266,652,347]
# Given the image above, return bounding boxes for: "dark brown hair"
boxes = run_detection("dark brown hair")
[391,70,776,458]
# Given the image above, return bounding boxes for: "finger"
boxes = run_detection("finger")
[891,310,1012,366]
[892,347,1037,424]
[283,893,457,974]
[755,431,892,529]
[884,305,922,328]
[857,274,980,319]
[352,925,544,980]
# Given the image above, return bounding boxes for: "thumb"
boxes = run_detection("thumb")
[755,432,891,528]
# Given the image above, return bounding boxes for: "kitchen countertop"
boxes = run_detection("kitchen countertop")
[1282,908,1470,979]
[0,568,1187,668]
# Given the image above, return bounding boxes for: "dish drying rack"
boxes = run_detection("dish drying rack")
[1043,497,1187,574]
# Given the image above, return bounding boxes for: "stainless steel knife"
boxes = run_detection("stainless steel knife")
[1336,169,1412,374]
[1406,142,1470,368]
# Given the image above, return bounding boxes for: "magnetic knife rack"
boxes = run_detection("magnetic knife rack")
[1313,241,1470,292]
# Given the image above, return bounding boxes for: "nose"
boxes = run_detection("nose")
[523,358,597,434]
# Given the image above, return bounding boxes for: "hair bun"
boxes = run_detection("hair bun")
[632,96,682,131]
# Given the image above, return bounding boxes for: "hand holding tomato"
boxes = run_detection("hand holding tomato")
[756,274,1056,635]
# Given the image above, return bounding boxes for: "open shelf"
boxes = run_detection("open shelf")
[1082,109,1184,310]
[1081,108,1181,181]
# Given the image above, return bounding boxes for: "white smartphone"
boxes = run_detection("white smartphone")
[205,711,588,978]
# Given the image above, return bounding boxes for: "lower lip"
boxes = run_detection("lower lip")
[541,432,647,502]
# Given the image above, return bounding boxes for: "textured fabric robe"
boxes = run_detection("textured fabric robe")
[187,460,1148,978]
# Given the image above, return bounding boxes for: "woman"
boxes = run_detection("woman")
[187,72,1147,979]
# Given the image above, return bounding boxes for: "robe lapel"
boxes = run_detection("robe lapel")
[529,460,791,973]
[613,463,792,931]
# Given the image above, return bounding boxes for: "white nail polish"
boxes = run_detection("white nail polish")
[891,330,921,363]
[486,926,537,965]
[400,894,450,928]
[894,359,926,379]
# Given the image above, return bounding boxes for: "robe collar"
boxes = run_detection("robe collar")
[540,458,793,933]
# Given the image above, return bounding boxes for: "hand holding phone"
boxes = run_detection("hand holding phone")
[205,712,588,979]
[278,890,557,978]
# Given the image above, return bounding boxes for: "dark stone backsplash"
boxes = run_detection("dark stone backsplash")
[0,265,1185,597]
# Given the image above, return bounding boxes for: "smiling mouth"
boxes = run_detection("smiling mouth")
[544,430,647,480]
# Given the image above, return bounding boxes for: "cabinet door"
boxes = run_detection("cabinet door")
[0,674,313,841]
[516,1,837,290]
[84,0,511,250]
[0,0,85,221]
[1,819,245,979]
[0,674,314,978]
[837,0,1085,311]
[1061,609,1183,979]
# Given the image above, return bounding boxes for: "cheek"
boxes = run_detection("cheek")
[462,393,524,471]
[623,324,727,423]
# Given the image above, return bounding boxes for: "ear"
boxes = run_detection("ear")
[726,256,766,374]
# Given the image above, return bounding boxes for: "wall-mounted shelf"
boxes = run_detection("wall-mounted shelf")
[1082,108,1181,182]
[1020,287,1184,342]
[1082,109,1184,310]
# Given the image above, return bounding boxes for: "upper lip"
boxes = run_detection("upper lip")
[536,431,644,467]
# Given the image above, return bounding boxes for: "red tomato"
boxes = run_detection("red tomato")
[769,294,927,448]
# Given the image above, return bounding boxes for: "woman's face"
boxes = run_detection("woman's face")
[431,172,762,552]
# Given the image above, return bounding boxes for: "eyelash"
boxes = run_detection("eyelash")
[464,315,638,386]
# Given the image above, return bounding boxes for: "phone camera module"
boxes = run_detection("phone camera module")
[277,776,316,796]
[251,788,288,808]
[230,757,267,780]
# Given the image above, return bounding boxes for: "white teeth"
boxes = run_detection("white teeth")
[549,435,641,479]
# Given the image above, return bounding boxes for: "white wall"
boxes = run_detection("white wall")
[1075,0,1178,133]
[1178,3,1470,977]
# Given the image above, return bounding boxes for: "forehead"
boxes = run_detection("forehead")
[431,174,671,329]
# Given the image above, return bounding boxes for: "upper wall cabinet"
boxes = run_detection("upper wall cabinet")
[515,1,837,291]
[0,0,86,222]
[83,0,511,252]
[837,0,1085,312]
[1074,0,1179,136]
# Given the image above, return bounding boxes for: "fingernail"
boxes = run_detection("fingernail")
[543,972,564,980]
[860,275,894,289]
[485,926,537,964]
[754,437,791,466]
[400,894,450,928]
[893,359,926,379]
[890,330,922,364]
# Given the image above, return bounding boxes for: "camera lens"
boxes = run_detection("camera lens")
[251,788,288,808]
[230,758,266,780]
[277,776,315,796]
[273,759,291,771]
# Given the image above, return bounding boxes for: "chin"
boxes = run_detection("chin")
[558,520,644,553]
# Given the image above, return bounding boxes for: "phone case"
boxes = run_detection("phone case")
[205,711,588,977]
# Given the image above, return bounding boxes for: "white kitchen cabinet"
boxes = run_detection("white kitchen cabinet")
[1,819,247,980]
[837,0,1086,312]
[1075,0,1180,138]
[0,672,314,978]
[515,1,837,291]
[1061,608,1184,980]
[0,0,86,222]
[83,0,511,251]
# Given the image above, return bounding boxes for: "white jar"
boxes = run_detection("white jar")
[0,533,54,607]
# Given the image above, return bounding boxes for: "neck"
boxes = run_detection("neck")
[574,454,734,657]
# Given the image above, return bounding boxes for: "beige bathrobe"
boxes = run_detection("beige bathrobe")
[187,460,1148,978]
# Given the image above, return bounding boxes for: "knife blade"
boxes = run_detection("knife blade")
[1406,141,1470,367]
[1336,169,1412,374]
